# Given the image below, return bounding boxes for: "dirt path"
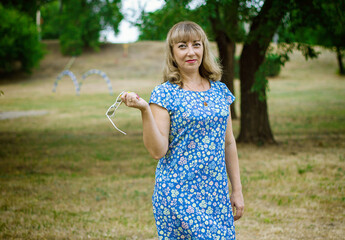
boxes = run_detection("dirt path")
[0,110,48,120]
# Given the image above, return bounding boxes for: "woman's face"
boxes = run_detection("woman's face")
[172,38,204,75]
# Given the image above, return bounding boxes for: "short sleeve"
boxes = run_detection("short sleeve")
[149,83,173,111]
[219,82,235,105]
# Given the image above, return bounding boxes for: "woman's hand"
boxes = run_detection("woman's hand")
[230,190,244,221]
[121,91,170,159]
[121,91,149,111]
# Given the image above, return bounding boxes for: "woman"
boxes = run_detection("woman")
[121,21,244,239]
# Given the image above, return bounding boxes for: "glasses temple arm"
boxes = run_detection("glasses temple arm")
[106,115,127,135]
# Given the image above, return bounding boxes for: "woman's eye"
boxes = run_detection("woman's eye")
[178,44,187,48]
[194,43,201,47]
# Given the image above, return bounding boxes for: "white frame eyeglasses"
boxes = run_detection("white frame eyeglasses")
[105,91,126,135]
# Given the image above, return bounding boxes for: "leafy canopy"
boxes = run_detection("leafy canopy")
[59,0,123,56]
[0,3,45,73]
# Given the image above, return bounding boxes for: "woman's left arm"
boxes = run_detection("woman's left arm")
[224,110,244,221]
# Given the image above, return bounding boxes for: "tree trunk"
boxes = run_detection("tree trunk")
[209,1,239,119]
[237,0,288,144]
[238,43,275,144]
[336,46,345,75]
[216,33,237,119]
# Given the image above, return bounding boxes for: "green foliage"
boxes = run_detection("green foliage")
[0,0,53,20]
[234,54,282,79]
[204,0,246,42]
[277,0,345,74]
[137,2,195,41]
[252,66,270,101]
[137,0,246,43]
[262,54,282,77]
[59,0,90,56]
[252,54,282,101]
[41,1,60,39]
[59,0,123,56]
[0,4,45,73]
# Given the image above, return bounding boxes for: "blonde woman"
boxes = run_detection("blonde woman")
[121,21,244,239]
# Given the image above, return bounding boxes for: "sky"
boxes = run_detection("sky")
[100,0,165,43]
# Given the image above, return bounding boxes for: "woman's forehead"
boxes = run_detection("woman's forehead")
[170,30,203,44]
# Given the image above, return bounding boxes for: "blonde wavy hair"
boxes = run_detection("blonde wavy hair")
[163,21,222,85]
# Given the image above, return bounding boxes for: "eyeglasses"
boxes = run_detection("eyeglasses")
[105,91,126,135]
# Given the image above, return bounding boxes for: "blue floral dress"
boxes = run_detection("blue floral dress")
[149,80,236,240]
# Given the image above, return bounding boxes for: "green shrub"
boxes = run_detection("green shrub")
[59,24,84,56]
[41,1,60,40]
[0,4,45,73]
[59,0,85,56]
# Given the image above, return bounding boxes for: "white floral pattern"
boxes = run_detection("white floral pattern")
[149,80,236,240]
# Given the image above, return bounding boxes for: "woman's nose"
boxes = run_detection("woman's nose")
[187,45,195,56]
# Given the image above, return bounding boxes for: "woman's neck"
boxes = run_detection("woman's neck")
[181,72,209,91]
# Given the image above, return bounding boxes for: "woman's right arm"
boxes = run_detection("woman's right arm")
[121,92,170,160]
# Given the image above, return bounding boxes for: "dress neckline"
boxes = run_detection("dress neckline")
[169,80,213,93]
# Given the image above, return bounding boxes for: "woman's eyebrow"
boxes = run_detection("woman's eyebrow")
[176,40,201,44]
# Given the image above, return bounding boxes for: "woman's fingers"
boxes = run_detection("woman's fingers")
[231,192,244,221]
[234,203,244,221]
[120,91,148,111]
[122,92,138,106]
[120,92,127,102]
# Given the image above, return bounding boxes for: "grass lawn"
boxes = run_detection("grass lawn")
[0,41,344,239]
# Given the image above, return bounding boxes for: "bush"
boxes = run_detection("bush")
[41,1,61,40]
[0,4,45,73]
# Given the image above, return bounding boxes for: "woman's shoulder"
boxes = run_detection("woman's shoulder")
[153,81,178,93]
[211,80,227,91]
[149,81,176,110]
[212,80,234,95]
[212,80,225,86]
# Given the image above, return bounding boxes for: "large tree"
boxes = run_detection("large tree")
[237,0,289,144]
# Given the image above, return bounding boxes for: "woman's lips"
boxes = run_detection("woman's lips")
[186,59,197,63]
